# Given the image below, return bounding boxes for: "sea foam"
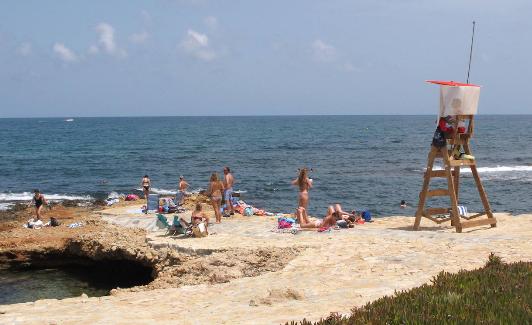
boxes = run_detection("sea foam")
[136,187,177,195]
[461,166,532,173]
[0,203,14,211]
[422,165,532,173]
[0,192,93,202]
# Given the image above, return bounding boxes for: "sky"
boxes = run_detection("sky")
[1,0,531,117]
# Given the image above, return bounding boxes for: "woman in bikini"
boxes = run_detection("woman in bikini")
[191,203,209,225]
[292,168,313,210]
[294,206,337,229]
[180,203,210,232]
[207,173,224,223]
[141,175,151,199]
[31,189,47,221]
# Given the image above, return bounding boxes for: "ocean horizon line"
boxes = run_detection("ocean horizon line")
[1,113,531,119]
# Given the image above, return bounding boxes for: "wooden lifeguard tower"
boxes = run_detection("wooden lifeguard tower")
[413,80,497,233]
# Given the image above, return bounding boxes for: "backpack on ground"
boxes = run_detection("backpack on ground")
[50,217,61,227]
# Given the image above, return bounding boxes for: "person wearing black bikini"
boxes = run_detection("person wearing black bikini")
[32,189,47,220]
[141,175,151,214]
[141,175,151,199]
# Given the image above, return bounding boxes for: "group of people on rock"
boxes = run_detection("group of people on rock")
[291,167,364,229]
[140,166,235,225]
[206,167,235,223]
[27,166,380,230]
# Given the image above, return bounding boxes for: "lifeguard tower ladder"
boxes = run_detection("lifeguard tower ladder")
[413,81,497,233]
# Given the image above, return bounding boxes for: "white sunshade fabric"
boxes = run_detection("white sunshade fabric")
[439,85,480,117]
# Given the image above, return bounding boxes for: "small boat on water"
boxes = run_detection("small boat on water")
[65,118,74,122]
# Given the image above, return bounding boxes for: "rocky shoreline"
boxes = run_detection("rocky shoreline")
[1,199,531,324]
[0,199,299,296]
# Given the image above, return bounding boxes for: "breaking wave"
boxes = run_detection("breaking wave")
[462,166,532,173]
[136,187,177,195]
[0,192,93,202]
[0,203,14,211]
[419,165,532,173]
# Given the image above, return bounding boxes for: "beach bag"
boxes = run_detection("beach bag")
[235,205,245,214]
[244,207,253,216]
[361,210,372,222]
[278,220,292,229]
[192,223,208,237]
[337,220,348,228]
[125,194,139,201]
[50,217,60,227]
[432,127,446,148]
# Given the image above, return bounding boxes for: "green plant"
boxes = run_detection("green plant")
[287,254,532,325]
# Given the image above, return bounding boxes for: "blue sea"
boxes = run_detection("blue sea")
[1,115,531,216]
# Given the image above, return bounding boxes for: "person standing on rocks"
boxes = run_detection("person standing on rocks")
[31,189,47,220]
[223,167,235,217]
[292,168,313,210]
[141,175,151,214]
[177,176,189,205]
[207,173,224,223]
[141,175,151,199]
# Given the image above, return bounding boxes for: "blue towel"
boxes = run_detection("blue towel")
[147,194,159,211]
[457,206,468,216]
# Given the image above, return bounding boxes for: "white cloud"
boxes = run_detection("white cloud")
[141,10,152,25]
[96,23,116,53]
[17,42,32,56]
[312,39,337,62]
[204,16,218,30]
[344,61,357,72]
[129,31,149,44]
[180,29,216,61]
[53,43,78,62]
[88,45,99,55]
[93,22,126,57]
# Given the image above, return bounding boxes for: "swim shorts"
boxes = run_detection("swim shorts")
[224,187,233,203]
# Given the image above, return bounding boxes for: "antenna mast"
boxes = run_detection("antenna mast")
[466,21,476,83]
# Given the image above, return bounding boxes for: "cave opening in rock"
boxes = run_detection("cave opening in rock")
[0,255,154,304]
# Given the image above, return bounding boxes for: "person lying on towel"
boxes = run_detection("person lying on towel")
[294,206,337,229]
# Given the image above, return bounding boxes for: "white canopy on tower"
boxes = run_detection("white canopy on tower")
[427,80,481,116]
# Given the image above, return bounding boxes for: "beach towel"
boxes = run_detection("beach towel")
[125,194,139,201]
[278,220,292,229]
[106,198,119,206]
[277,217,295,224]
[68,222,83,229]
[235,205,246,214]
[24,219,44,229]
[271,227,300,235]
